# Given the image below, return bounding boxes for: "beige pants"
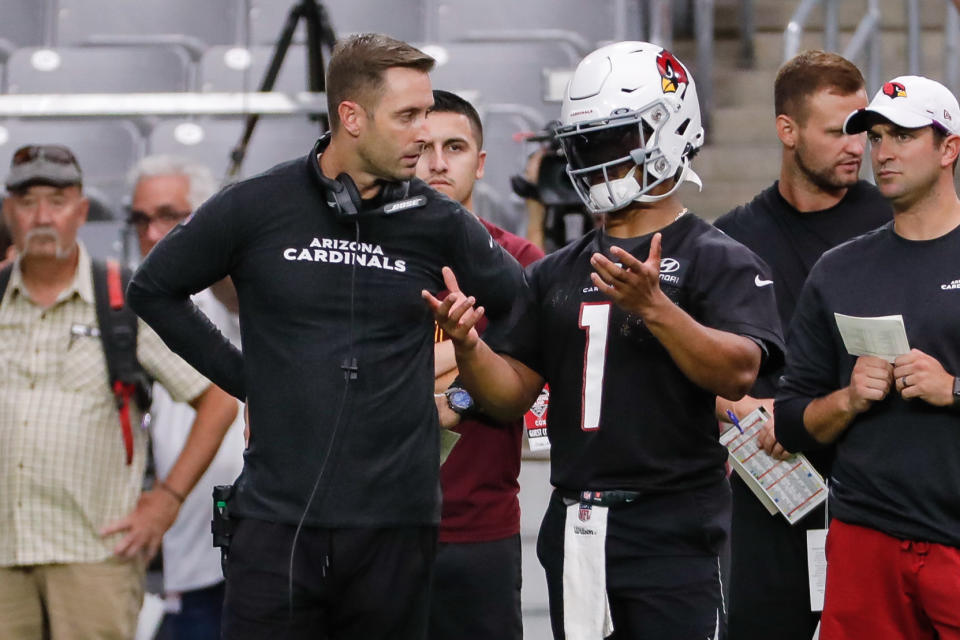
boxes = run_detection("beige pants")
[0,558,145,640]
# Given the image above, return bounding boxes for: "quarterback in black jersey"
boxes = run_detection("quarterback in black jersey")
[426,42,784,640]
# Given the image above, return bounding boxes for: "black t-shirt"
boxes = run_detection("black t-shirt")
[776,222,960,546]
[715,181,892,473]
[715,180,891,395]
[492,214,784,494]
[128,149,524,527]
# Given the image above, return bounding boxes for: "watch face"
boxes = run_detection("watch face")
[447,388,474,412]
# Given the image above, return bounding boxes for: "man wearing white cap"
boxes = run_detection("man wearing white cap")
[776,75,960,640]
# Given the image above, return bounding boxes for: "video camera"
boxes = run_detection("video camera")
[510,123,594,251]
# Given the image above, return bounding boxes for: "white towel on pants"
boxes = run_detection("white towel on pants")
[563,501,614,639]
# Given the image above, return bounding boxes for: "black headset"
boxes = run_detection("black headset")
[311,134,419,221]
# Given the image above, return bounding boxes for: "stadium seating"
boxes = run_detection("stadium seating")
[6,46,194,93]
[0,0,51,53]
[147,116,323,181]
[200,44,311,93]
[423,40,577,122]
[248,0,427,45]
[56,0,242,51]
[433,0,641,47]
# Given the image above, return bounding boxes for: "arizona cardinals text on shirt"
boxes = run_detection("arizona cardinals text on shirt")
[283,236,407,272]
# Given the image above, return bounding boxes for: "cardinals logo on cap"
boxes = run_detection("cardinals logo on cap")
[656,50,688,95]
[882,81,907,99]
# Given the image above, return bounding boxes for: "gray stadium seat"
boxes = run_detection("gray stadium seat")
[6,46,193,93]
[200,45,310,93]
[147,117,323,182]
[434,0,640,47]
[0,0,51,54]
[77,220,130,261]
[248,0,426,45]
[423,41,578,122]
[56,0,242,51]
[0,119,144,213]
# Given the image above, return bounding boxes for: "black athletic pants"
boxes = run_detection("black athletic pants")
[427,534,523,640]
[221,518,437,640]
[727,475,822,640]
[537,481,731,640]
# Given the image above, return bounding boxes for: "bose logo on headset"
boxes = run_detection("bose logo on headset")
[312,134,428,221]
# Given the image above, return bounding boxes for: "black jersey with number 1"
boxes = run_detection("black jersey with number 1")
[491,213,785,493]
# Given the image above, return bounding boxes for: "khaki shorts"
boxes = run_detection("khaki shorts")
[0,557,145,640]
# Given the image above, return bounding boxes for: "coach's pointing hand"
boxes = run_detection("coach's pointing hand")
[423,267,484,351]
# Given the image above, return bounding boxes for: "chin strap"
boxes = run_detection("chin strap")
[634,158,702,203]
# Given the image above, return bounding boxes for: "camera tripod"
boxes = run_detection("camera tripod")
[225,0,337,181]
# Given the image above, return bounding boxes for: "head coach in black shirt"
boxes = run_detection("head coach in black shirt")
[128,34,524,639]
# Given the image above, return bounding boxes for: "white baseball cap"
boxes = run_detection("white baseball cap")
[843,75,959,136]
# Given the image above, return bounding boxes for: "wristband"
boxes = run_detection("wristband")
[156,480,186,504]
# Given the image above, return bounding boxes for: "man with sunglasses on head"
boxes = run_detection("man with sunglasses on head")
[776,75,960,640]
[128,155,246,640]
[0,144,238,640]
[425,42,784,639]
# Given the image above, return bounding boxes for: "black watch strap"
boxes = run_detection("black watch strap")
[952,376,960,408]
[445,387,475,416]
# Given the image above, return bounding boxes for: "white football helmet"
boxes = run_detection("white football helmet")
[556,41,705,213]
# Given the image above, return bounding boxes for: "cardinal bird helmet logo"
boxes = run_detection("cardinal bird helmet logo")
[656,50,688,95]
[882,81,907,99]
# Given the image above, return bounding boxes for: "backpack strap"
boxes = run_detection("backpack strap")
[0,263,12,302]
[91,258,153,465]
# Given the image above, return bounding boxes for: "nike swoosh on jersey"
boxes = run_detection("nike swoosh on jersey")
[754,275,774,287]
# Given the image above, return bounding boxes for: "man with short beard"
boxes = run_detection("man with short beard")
[713,51,892,640]
[0,145,238,640]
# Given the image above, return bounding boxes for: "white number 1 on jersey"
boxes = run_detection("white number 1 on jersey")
[579,302,611,431]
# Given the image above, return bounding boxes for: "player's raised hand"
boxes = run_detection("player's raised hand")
[846,355,894,414]
[589,232,669,318]
[422,267,484,350]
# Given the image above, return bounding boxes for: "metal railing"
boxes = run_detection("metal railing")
[782,0,889,94]
[783,0,847,63]
[642,0,715,131]
[948,1,960,92]
[842,0,882,92]
[783,0,959,98]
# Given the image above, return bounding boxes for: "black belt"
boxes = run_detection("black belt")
[557,488,640,507]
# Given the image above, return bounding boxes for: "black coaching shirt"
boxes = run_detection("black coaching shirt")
[715,181,892,476]
[491,214,785,493]
[776,222,960,547]
[128,150,524,527]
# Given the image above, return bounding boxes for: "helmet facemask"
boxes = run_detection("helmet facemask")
[557,42,705,215]
[557,98,688,214]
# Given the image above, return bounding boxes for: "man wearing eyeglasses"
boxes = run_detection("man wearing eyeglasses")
[127,155,246,640]
[0,144,239,640]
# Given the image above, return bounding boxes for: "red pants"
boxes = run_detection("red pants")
[821,519,960,640]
